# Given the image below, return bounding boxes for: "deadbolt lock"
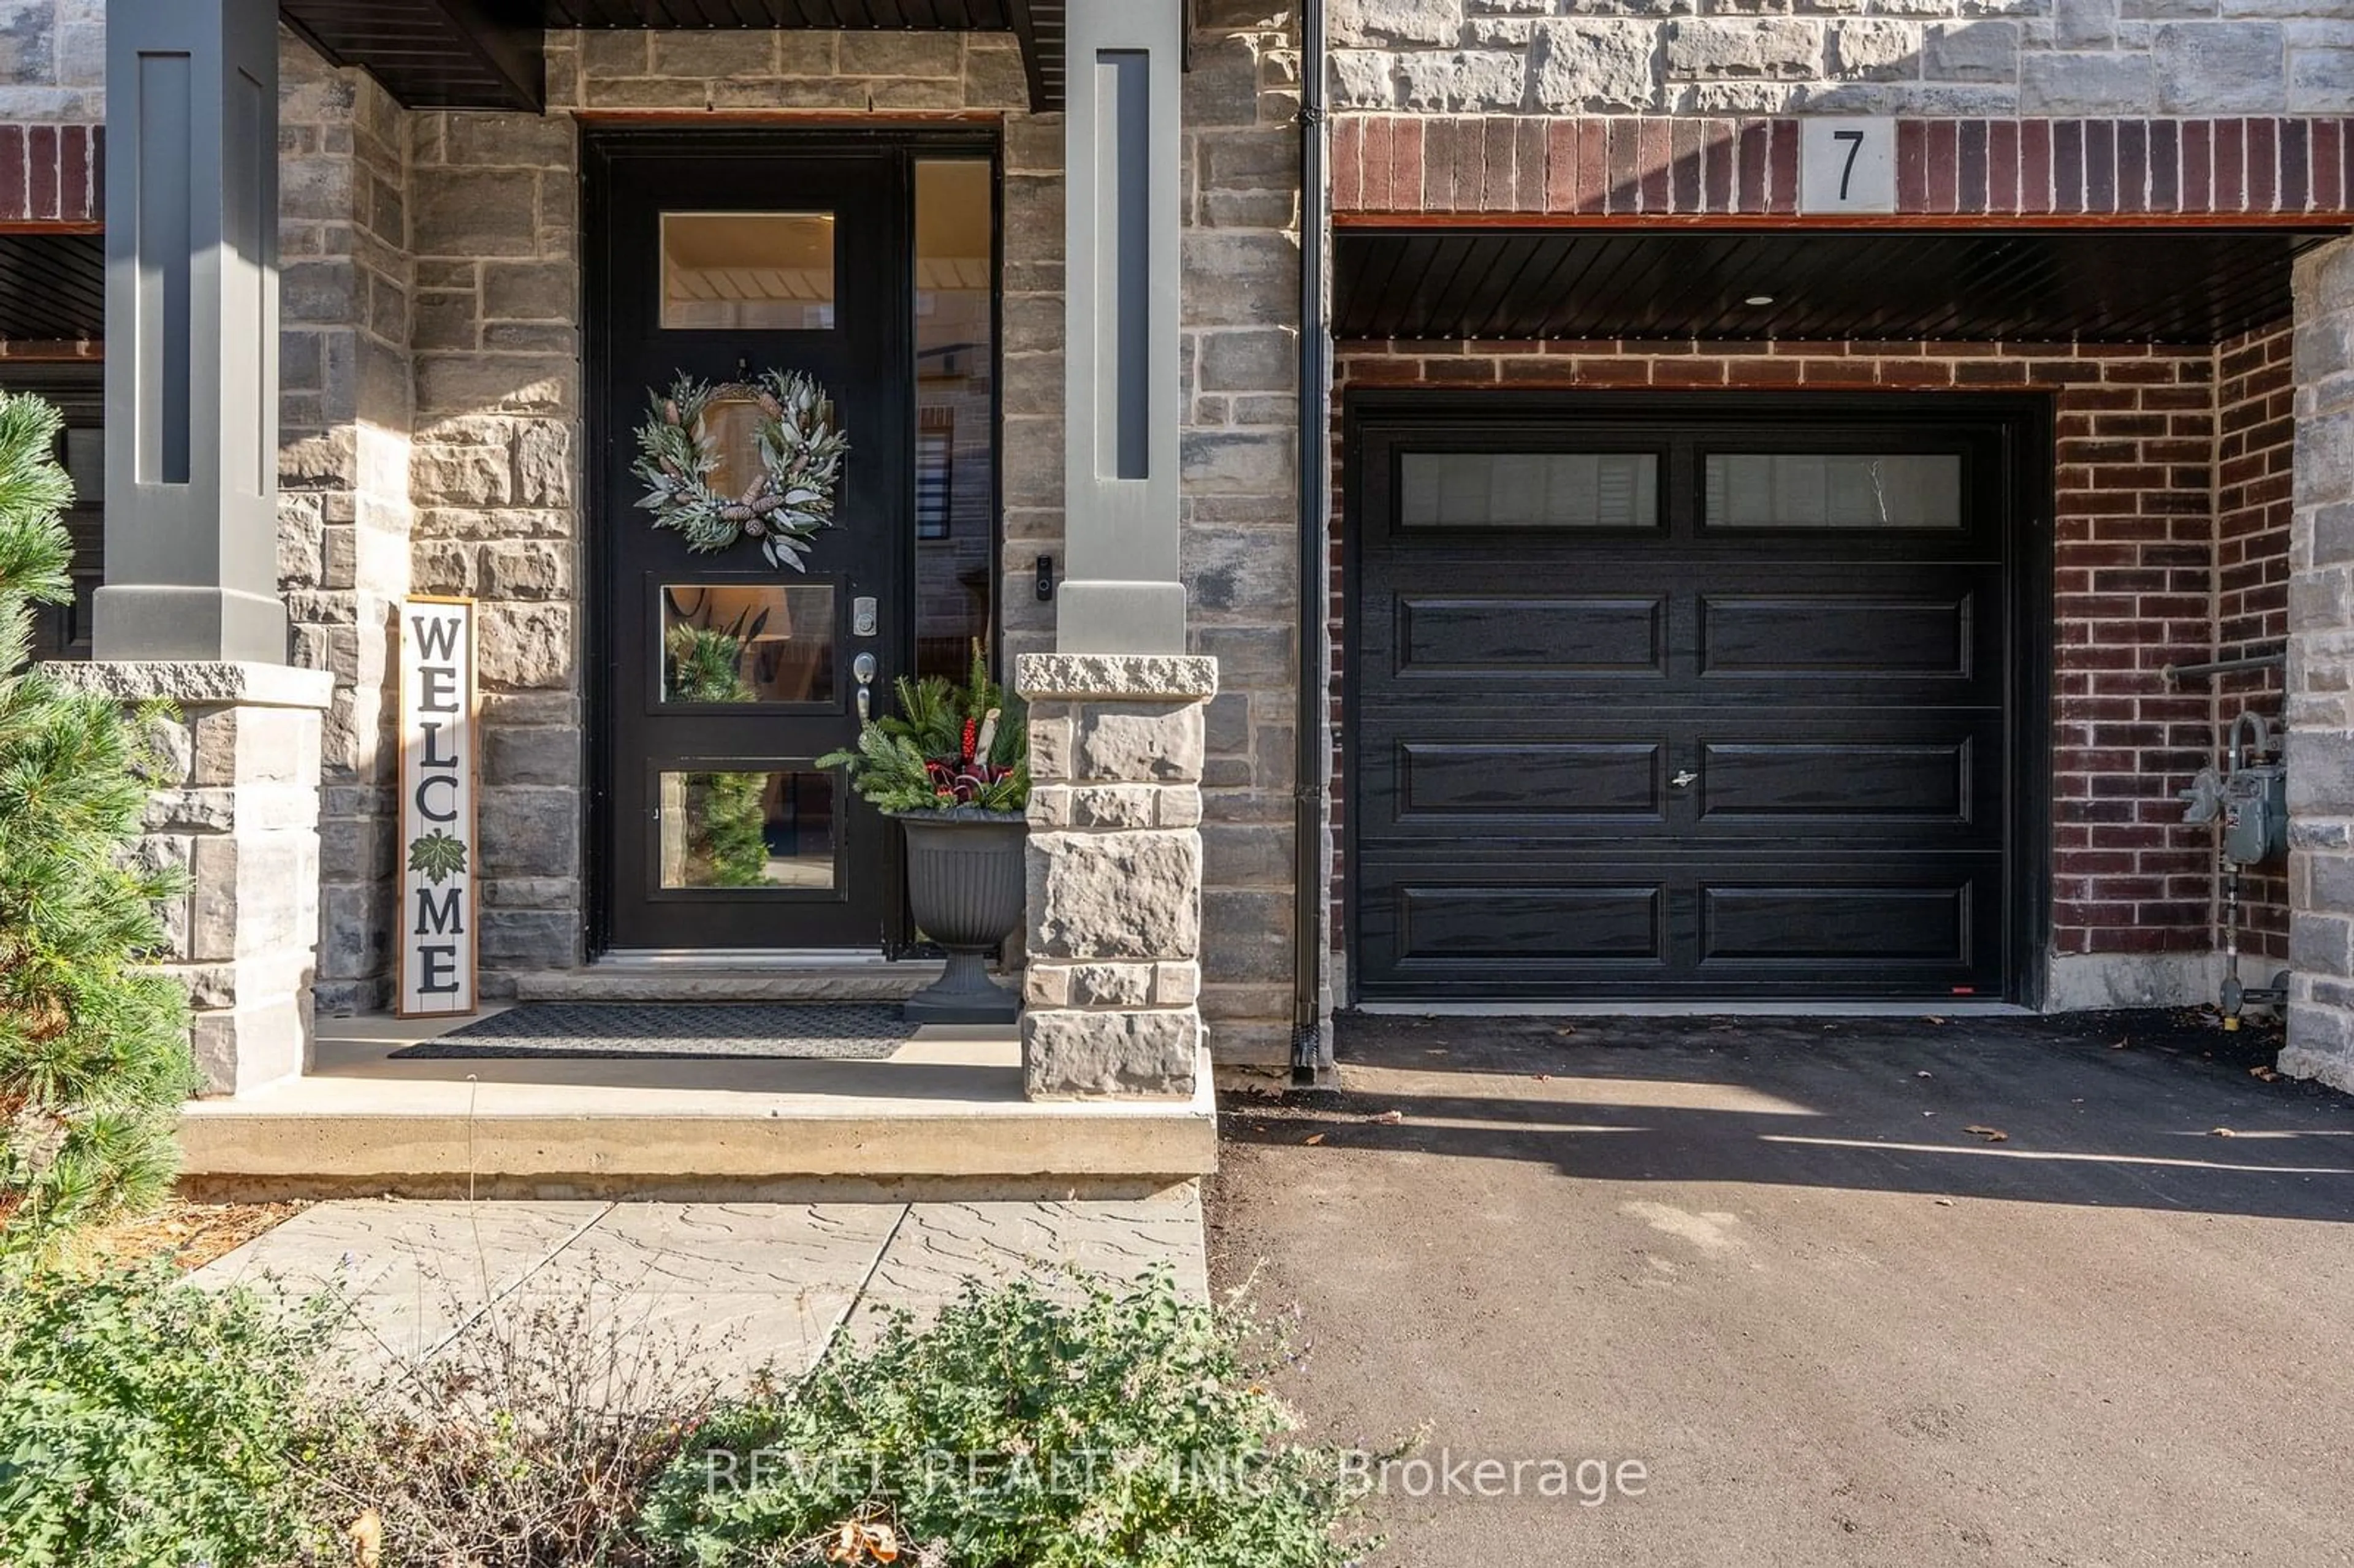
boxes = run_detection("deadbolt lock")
[853,652,878,723]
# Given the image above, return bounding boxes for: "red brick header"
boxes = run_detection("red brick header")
[1334,115,2354,223]
[0,124,100,227]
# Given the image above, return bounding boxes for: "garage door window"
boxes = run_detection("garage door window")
[1400,451,1658,528]
[1705,454,1962,530]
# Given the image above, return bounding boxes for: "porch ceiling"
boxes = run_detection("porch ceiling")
[278,0,1065,113]
[0,231,104,343]
[1332,225,2344,345]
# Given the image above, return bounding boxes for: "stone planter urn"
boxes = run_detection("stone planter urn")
[894,809,1026,1024]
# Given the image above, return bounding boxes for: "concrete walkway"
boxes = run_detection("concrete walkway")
[194,1189,1207,1386]
[1209,1011,2354,1568]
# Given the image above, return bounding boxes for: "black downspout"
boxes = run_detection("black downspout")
[1292,0,1331,1083]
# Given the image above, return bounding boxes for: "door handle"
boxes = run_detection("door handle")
[853,652,878,723]
[1670,769,1699,790]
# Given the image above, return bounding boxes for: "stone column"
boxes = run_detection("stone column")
[2284,236,2354,1094]
[1058,0,1187,655]
[48,663,333,1097]
[1018,653,1217,1098]
[82,3,331,1094]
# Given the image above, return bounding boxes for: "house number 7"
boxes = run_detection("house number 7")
[1834,129,1865,200]
[1800,119,1897,213]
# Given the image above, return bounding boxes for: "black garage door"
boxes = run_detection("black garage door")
[1347,394,2044,1002]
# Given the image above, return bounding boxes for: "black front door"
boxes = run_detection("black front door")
[590,138,908,951]
[1349,393,2043,1002]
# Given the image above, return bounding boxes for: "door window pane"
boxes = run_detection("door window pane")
[661,212,836,330]
[914,159,995,681]
[658,769,837,890]
[660,584,836,704]
[1400,452,1658,528]
[1706,454,1963,529]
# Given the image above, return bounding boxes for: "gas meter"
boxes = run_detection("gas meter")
[2178,710,2286,866]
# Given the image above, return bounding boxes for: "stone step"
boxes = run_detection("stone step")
[511,963,951,1003]
[176,1036,1216,1203]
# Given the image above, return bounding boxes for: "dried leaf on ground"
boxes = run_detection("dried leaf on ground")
[1303,1133,1327,1146]
[345,1509,383,1568]
[1368,1110,1404,1125]
[1963,1125,2009,1143]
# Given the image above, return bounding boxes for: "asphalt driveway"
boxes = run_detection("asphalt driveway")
[1205,1011,2354,1567]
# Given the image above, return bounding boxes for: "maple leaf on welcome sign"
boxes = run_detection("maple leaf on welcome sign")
[407,829,469,886]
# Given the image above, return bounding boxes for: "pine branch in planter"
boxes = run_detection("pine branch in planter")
[818,642,1029,815]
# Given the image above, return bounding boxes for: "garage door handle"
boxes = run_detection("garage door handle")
[1670,769,1699,789]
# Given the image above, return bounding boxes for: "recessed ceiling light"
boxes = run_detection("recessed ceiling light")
[1744,294,1776,306]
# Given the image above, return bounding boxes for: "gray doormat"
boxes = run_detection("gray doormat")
[389,1003,913,1061]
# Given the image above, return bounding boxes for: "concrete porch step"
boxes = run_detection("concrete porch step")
[511,962,951,1003]
[176,1029,1216,1203]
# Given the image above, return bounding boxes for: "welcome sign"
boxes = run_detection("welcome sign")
[398,596,479,1018]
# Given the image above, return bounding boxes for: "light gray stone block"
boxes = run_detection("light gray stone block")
[1017,653,1221,701]
[1529,19,1663,110]
[1024,1009,1202,1098]
[1027,831,1204,962]
[1332,0,1468,47]
[1924,20,2021,78]
[2291,46,2354,112]
[1331,48,1402,106]
[2155,20,2288,110]
[1398,48,1529,108]
[1828,19,1921,78]
[1665,18,1825,78]
[2020,48,2157,111]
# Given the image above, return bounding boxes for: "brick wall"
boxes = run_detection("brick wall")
[1327,338,2231,1003]
[1324,0,2354,119]
[0,119,94,222]
[1332,112,2354,216]
[2213,317,2296,965]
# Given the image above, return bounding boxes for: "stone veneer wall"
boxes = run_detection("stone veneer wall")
[403,77,586,988]
[1324,0,2353,117]
[2282,236,2354,1090]
[1183,1,1306,1068]
[393,19,1306,1061]
[278,36,416,1013]
[0,0,99,121]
